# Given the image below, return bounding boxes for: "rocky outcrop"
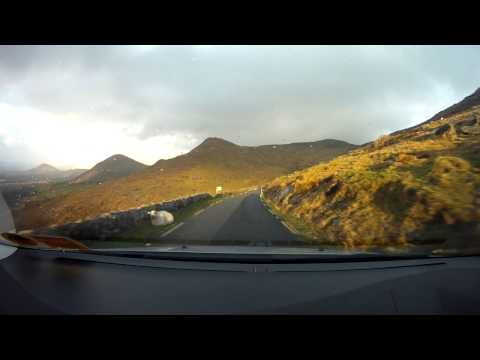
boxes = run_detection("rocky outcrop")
[28,193,211,241]
[262,102,480,248]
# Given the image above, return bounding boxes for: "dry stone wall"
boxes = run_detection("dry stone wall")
[29,193,211,241]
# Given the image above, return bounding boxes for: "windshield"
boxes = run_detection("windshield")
[1,45,479,258]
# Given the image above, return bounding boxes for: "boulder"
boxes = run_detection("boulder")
[460,125,480,135]
[434,123,451,136]
[279,185,294,200]
[158,204,177,212]
[455,115,477,129]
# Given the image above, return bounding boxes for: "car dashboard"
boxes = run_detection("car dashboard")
[1,243,480,314]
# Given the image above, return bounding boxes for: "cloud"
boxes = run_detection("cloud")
[0,45,479,168]
[0,103,197,169]
[0,133,42,171]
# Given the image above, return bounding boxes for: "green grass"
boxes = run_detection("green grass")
[373,181,415,223]
[459,150,480,168]
[403,160,434,179]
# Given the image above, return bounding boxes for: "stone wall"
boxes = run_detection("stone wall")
[29,193,211,241]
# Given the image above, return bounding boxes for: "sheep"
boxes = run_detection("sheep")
[148,210,174,226]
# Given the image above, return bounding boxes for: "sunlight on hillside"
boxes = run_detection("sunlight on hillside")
[263,107,480,249]
[12,139,356,230]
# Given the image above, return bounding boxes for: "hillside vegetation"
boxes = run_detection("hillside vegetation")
[14,138,356,230]
[263,90,480,249]
[73,154,147,184]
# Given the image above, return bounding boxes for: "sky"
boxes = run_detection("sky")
[0,45,479,170]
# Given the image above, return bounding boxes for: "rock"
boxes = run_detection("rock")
[279,185,294,200]
[460,125,480,135]
[159,204,177,212]
[288,193,304,205]
[325,181,341,196]
[434,123,451,136]
[455,115,477,129]
[33,193,211,241]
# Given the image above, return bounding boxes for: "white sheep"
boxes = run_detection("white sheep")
[148,210,174,226]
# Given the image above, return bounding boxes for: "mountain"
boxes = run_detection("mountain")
[392,87,480,135]
[263,88,480,249]
[154,137,357,174]
[72,154,147,184]
[14,138,357,229]
[4,164,87,182]
[61,169,88,180]
[28,164,61,176]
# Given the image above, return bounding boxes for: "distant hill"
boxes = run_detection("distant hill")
[72,154,147,184]
[28,163,60,176]
[4,164,87,183]
[0,161,23,173]
[263,87,480,249]
[15,138,357,229]
[154,137,357,174]
[61,169,88,180]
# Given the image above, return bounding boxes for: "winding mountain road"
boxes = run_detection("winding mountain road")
[160,191,306,247]
[0,188,306,248]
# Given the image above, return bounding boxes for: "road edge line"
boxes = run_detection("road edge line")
[161,222,185,238]
[194,209,206,217]
[259,194,302,236]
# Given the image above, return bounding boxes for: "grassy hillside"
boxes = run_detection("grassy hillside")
[14,138,356,230]
[73,154,147,184]
[263,91,480,250]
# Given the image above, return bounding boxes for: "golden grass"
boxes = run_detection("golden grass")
[263,108,480,248]
[13,139,356,230]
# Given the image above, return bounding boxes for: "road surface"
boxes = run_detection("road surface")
[160,192,305,247]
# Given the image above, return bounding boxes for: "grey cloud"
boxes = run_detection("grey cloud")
[0,135,41,171]
[1,45,480,152]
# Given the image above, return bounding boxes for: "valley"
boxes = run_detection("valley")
[8,138,357,231]
[3,88,480,252]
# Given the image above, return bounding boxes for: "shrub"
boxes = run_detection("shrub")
[374,134,394,148]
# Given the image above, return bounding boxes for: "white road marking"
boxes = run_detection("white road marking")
[280,220,299,235]
[161,222,185,238]
[194,209,205,217]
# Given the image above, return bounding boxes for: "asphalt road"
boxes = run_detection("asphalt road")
[160,192,305,247]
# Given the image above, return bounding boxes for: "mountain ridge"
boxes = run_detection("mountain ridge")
[28,163,60,174]
[2,163,87,182]
[73,154,147,184]
[263,87,480,248]
[392,87,480,136]
[15,137,358,229]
